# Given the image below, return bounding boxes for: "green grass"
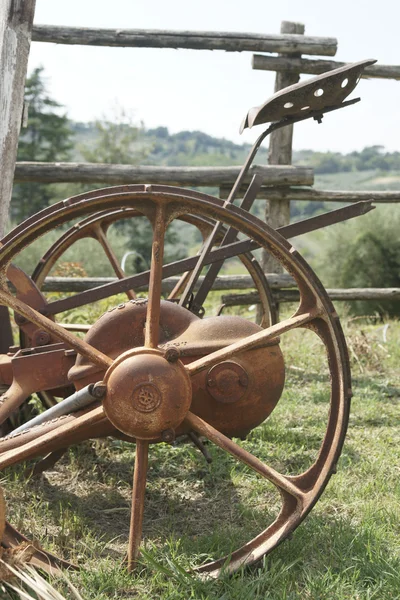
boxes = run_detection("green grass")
[315,169,400,191]
[3,313,400,599]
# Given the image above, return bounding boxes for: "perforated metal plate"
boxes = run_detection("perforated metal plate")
[240,58,376,132]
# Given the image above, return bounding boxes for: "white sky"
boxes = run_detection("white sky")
[28,0,400,153]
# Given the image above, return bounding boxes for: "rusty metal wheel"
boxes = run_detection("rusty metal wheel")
[0,185,350,576]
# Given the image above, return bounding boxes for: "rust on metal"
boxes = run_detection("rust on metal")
[0,343,75,425]
[144,203,167,348]
[0,59,372,577]
[0,185,351,575]
[128,439,149,571]
[241,58,376,130]
[206,361,249,403]
[102,348,192,440]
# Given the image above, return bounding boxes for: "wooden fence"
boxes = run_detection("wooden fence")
[13,163,313,188]
[32,275,400,306]
[1,9,400,310]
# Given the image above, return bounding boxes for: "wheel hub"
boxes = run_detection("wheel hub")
[68,299,286,439]
[102,348,192,440]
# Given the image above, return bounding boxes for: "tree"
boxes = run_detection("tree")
[11,67,73,222]
[80,106,148,165]
[314,206,400,317]
[80,107,187,271]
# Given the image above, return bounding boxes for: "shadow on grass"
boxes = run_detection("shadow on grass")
[8,451,400,597]
[9,411,393,584]
[11,442,280,566]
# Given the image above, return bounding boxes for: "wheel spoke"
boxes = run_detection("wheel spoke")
[167,269,193,300]
[0,288,112,369]
[128,439,149,571]
[190,174,264,314]
[0,405,106,469]
[168,237,207,300]
[185,412,304,502]
[144,204,167,348]
[186,309,320,377]
[178,220,222,309]
[93,223,136,300]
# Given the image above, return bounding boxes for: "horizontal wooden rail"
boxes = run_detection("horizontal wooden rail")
[252,55,400,80]
[28,275,400,306]
[222,288,400,306]
[31,25,337,56]
[13,162,314,187]
[259,188,400,203]
[37,273,296,294]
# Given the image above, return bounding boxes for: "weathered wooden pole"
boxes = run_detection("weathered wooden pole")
[0,0,36,238]
[263,21,304,271]
[0,0,36,352]
[258,21,304,321]
[31,26,337,55]
[14,162,313,186]
[252,55,400,80]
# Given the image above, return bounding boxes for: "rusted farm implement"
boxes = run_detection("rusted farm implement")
[0,59,375,576]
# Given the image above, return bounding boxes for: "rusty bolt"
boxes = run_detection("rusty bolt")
[207,377,215,387]
[91,382,107,399]
[164,347,180,363]
[32,330,51,346]
[161,428,175,443]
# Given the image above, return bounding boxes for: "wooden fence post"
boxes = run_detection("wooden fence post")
[0,0,36,238]
[259,21,304,320]
[0,0,36,352]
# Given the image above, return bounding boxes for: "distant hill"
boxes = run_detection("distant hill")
[314,169,400,191]
[294,146,400,179]
[69,122,400,222]
[71,123,400,180]
[71,122,268,166]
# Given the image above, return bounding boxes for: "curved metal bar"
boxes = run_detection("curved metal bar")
[0,380,28,426]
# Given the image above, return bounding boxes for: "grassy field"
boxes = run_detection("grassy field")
[314,169,400,191]
[2,303,400,600]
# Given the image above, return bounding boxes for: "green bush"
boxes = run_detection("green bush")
[313,205,400,317]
